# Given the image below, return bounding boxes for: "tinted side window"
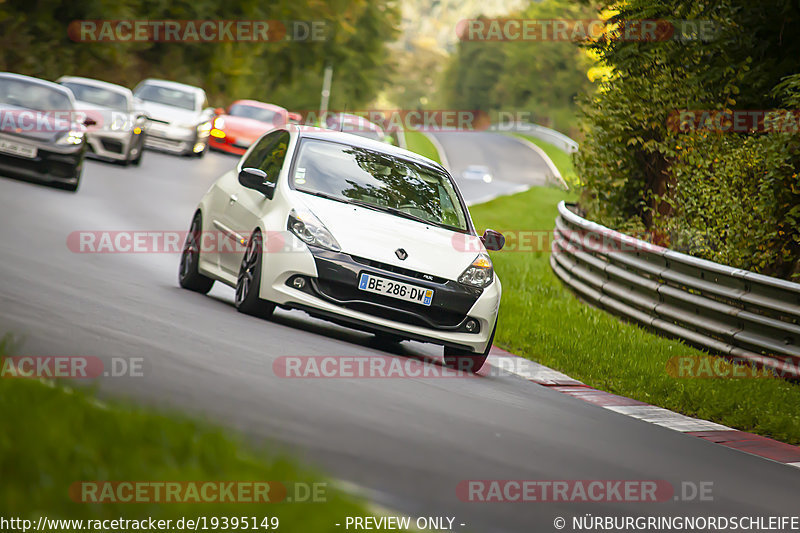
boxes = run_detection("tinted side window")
[242,130,290,184]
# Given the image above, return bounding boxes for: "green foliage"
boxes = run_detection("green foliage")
[576,0,800,280]
[0,0,399,110]
[469,187,800,445]
[441,0,597,135]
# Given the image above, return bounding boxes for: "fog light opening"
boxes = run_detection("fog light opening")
[193,143,204,153]
[465,319,478,332]
[292,277,306,289]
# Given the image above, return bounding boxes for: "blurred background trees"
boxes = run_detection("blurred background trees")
[0,0,399,110]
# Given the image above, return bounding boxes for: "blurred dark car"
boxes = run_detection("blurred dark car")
[0,72,90,191]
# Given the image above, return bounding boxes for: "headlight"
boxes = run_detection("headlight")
[110,115,132,132]
[197,121,212,133]
[287,208,341,252]
[56,131,84,145]
[213,117,225,129]
[458,253,494,288]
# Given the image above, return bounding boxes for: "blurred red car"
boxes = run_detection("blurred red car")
[208,100,290,155]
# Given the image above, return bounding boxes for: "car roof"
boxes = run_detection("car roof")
[0,72,75,101]
[57,76,132,97]
[136,78,205,95]
[291,127,445,172]
[229,100,287,112]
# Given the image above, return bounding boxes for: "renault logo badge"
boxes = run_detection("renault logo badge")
[395,248,408,260]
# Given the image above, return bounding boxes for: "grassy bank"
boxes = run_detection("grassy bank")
[403,130,441,163]
[0,338,374,530]
[468,188,800,445]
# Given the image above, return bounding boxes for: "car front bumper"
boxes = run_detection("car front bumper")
[144,122,209,155]
[0,133,85,184]
[255,241,501,353]
[85,130,140,161]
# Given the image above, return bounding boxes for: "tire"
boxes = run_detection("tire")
[130,138,143,166]
[443,321,496,373]
[179,213,215,294]
[235,230,275,318]
[57,164,82,192]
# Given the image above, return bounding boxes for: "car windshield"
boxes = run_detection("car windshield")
[61,82,128,111]
[0,78,72,111]
[293,139,468,232]
[135,84,196,111]
[228,104,281,124]
[346,129,383,142]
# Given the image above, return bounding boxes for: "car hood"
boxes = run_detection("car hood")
[139,101,200,125]
[73,100,131,131]
[0,103,73,143]
[221,115,282,139]
[296,193,483,281]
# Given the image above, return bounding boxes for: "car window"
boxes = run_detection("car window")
[229,104,283,125]
[241,130,290,185]
[292,139,468,232]
[0,78,72,111]
[60,82,128,112]
[135,84,196,111]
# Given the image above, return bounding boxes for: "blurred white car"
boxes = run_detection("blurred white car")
[58,76,147,166]
[461,164,493,183]
[133,79,213,157]
[178,127,506,371]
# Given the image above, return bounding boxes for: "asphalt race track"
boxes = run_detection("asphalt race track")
[430,131,556,203]
[1,139,798,532]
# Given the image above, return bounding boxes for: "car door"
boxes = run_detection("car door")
[217,130,290,276]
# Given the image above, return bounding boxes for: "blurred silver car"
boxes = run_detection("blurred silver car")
[133,79,213,157]
[58,76,147,166]
[461,164,493,183]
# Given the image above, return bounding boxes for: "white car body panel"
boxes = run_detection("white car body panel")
[192,128,501,353]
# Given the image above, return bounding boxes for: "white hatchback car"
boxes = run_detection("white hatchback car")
[179,127,505,371]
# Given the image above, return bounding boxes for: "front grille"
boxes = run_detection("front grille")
[350,255,448,284]
[313,278,467,329]
[100,139,124,153]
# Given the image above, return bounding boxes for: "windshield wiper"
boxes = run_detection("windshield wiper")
[347,199,435,226]
[298,189,347,203]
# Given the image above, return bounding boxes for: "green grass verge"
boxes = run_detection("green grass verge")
[0,337,377,530]
[469,187,800,445]
[511,133,578,188]
[403,129,441,163]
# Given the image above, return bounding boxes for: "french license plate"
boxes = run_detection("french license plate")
[0,139,37,158]
[358,273,434,306]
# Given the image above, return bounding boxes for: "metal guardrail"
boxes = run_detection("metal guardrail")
[491,122,579,154]
[550,201,800,378]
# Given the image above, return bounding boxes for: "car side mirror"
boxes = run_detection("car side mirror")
[214,107,225,115]
[481,229,505,251]
[239,167,276,199]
